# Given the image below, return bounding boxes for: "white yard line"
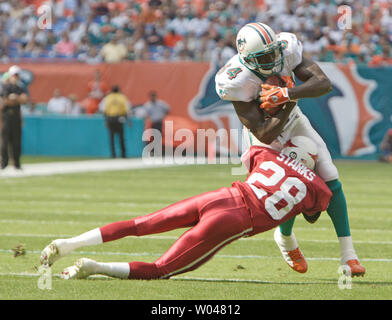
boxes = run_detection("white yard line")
[1,232,392,245]
[0,248,391,262]
[0,157,201,178]
[0,272,341,284]
[2,220,392,235]
[0,272,343,285]
[172,276,338,285]
[1,272,389,286]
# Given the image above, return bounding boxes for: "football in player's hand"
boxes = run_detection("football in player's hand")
[262,75,287,116]
[265,74,286,88]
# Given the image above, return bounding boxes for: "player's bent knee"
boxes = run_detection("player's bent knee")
[315,160,339,182]
[325,179,342,193]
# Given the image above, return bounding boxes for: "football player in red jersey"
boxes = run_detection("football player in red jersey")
[40,135,332,280]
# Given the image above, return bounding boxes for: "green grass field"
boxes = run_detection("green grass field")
[0,159,391,300]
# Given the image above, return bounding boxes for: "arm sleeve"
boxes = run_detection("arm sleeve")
[241,146,266,172]
[241,149,252,172]
[280,32,303,71]
[290,36,303,70]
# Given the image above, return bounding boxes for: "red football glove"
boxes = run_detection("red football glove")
[259,84,290,110]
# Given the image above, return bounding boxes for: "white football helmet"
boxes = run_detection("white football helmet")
[281,136,318,170]
[8,65,21,76]
[236,22,284,76]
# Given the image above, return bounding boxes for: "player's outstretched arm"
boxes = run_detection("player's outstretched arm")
[232,100,297,144]
[290,57,332,100]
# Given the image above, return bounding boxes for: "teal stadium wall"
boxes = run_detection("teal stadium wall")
[22,115,145,158]
[298,64,392,160]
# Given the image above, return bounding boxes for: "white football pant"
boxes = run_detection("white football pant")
[243,108,339,182]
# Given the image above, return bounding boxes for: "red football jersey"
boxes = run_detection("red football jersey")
[233,146,332,235]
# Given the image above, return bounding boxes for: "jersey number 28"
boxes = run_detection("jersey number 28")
[246,161,307,220]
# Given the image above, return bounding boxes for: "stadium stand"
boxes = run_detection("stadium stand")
[0,0,390,66]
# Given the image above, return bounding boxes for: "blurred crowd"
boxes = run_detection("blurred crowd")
[0,0,391,66]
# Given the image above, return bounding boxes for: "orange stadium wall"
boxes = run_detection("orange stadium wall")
[0,62,212,123]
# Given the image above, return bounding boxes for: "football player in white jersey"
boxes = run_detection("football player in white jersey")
[215,22,365,276]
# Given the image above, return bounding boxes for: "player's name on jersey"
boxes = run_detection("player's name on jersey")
[276,153,316,181]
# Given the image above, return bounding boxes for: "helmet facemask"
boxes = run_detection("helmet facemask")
[244,42,284,76]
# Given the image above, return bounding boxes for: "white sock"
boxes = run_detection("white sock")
[61,228,103,255]
[274,228,298,251]
[95,262,130,279]
[339,236,358,264]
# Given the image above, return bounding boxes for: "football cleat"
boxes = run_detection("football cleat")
[283,247,308,273]
[40,239,69,266]
[345,259,366,277]
[274,228,308,273]
[61,258,98,280]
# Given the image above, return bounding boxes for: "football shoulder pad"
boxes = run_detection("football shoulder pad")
[215,55,261,102]
[278,32,303,71]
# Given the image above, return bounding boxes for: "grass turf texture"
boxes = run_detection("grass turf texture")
[0,160,391,300]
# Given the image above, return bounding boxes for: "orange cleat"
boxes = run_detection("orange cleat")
[274,228,308,273]
[345,259,366,277]
[285,248,308,273]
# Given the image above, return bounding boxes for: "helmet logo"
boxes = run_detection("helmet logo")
[237,37,246,53]
[280,40,288,50]
[271,95,278,103]
[289,151,297,159]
